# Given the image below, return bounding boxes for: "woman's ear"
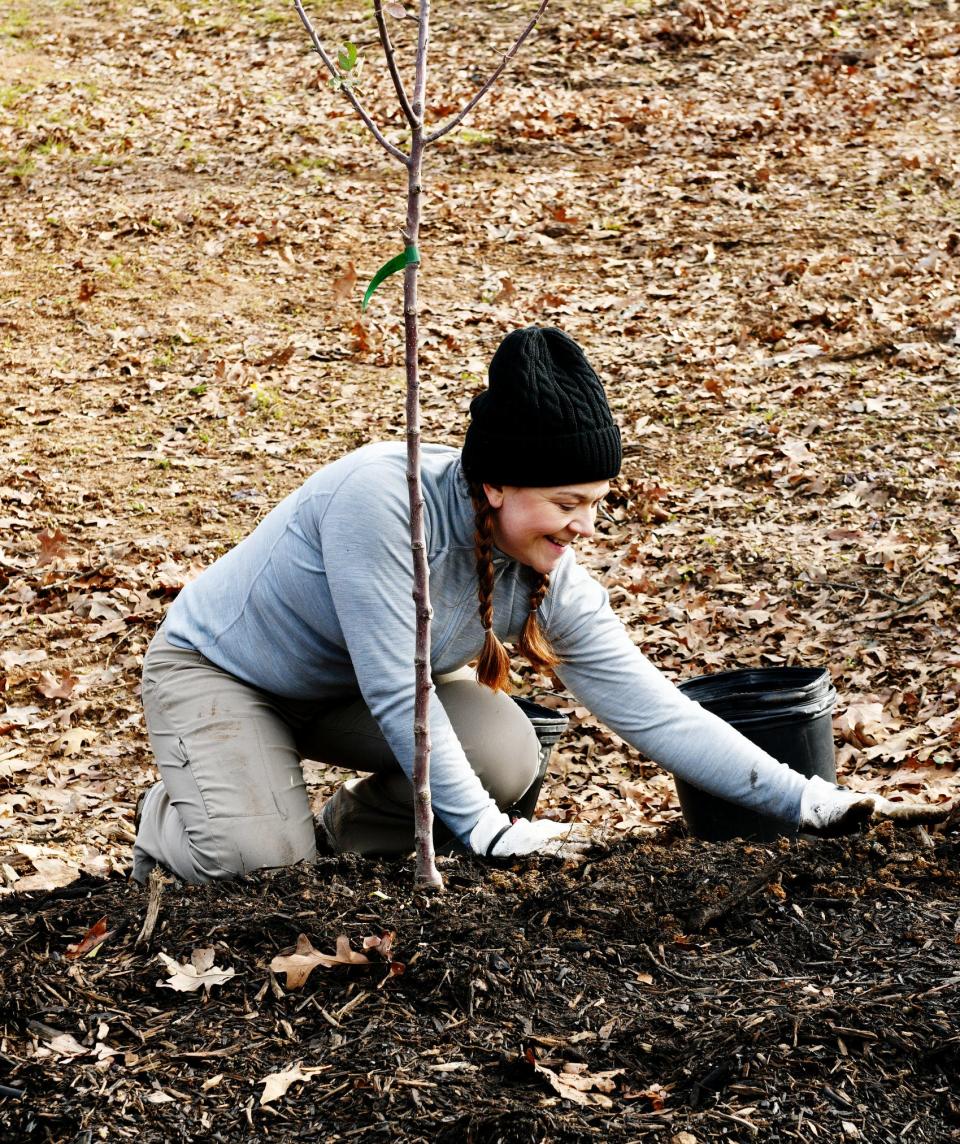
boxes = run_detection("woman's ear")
[481,483,505,509]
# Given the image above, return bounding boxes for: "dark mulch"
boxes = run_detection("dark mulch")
[2,823,959,1143]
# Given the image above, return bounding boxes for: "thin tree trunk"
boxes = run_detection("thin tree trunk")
[406,0,441,889]
[295,0,550,889]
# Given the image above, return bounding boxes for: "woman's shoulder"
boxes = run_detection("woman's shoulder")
[302,442,462,520]
[314,441,459,485]
[323,440,406,480]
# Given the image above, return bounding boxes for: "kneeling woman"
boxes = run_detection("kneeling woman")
[133,327,938,882]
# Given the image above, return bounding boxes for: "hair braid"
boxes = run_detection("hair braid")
[472,488,512,691]
[469,483,560,691]
[519,572,559,673]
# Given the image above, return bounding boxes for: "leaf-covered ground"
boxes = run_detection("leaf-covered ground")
[1,0,959,1134]
[1,0,957,890]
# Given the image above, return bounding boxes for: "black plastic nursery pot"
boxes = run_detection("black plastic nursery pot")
[675,666,838,842]
[510,698,569,820]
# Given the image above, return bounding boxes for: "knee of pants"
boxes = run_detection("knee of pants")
[437,678,542,806]
[148,814,318,883]
[174,816,317,883]
[131,828,232,886]
[492,738,542,807]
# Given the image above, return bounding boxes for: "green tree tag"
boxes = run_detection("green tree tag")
[362,245,421,311]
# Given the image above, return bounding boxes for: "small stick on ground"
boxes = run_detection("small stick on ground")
[684,854,790,932]
[856,588,936,625]
[136,866,167,947]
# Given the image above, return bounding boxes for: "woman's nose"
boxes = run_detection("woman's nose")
[570,509,595,538]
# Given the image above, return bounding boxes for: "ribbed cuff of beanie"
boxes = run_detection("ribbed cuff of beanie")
[462,424,621,486]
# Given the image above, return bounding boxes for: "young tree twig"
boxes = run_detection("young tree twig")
[857,589,936,625]
[404,0,442,890]
[425,0,550,143]
[293,0,409,165]
[373,0,419,127]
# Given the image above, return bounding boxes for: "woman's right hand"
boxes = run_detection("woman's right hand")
[800,774,954,835]
[469,805,593,860]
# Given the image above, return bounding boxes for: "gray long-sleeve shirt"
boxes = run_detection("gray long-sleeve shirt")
[164,442,808,843]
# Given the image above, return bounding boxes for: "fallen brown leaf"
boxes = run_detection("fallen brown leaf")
[37,671,79,700]
[332,261,358,302]
[157,947,236,993]
[270,933,372,990]
[517,1048,624,1108]
[65,916,112,960]
[54,727,94,756]
[259,1061,327,1106]
[35,528,69,566]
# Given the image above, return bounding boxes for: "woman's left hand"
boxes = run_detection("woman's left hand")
[800,775,954,836]
[469,805,594,860]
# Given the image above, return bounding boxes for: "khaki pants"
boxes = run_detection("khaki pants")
[132,629,540,883]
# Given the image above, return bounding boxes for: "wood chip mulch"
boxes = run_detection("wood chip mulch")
[2,823,959,1142]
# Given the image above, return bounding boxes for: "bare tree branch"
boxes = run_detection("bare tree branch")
[294,0,410,166]
[413,0,430,118]
[425,0,549,143]
[373,0,419,128]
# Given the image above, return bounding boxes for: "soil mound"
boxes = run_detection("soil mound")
[3,824,959,1141]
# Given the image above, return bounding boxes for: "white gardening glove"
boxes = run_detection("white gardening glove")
[800,775,953,836]
[469,804,594,861]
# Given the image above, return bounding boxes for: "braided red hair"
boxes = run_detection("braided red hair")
[470,483,560,691]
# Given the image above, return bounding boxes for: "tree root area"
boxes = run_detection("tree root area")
[2,824,959,1142]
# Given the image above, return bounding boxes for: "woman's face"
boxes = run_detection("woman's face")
[483,480,610,574]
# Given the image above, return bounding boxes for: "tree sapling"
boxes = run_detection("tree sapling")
[294,0,550,888]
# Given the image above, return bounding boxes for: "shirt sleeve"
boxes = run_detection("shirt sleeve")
[319,463,498,844]
[544,557,807,824]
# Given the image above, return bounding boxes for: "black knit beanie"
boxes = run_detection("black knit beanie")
[461,326,622,487]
